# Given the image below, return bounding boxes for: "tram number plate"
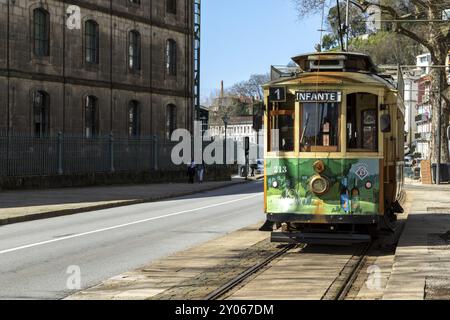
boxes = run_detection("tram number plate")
[269,87,286,102]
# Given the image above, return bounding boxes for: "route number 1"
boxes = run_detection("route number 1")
[269,86,286,102]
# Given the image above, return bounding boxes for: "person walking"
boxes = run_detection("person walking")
[187,160,196,184]
[249,158,257,177]
[196,161,206,184]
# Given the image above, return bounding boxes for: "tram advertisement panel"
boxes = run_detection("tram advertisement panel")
[266,158,380,215]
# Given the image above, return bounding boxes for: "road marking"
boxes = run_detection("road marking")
[0,193,262,255]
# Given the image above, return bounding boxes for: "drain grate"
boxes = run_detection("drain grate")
[427,207,450,214]
[425,277,450,300]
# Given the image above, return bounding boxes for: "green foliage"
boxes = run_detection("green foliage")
[348,32,422,65]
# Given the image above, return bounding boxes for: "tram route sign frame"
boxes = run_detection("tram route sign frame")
[269,86,287,102]
[296,91,342,103]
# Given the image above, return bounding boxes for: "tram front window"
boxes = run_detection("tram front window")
[300,102,339,152]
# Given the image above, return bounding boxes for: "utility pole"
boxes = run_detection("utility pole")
[436,71,442,184]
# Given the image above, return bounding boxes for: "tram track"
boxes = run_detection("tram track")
[204,244,297,300]
[321,242,373,300]
[204,240,373,301]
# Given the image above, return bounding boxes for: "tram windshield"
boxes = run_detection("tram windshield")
[300,102,339,152]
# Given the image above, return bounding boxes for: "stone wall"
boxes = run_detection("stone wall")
[0,165,236,190]
[0,0,194,136]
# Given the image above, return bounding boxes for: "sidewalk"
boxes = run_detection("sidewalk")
[0,176,261,226]
[383,181,450,300]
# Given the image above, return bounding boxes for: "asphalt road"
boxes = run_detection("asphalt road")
[0,181,264,300]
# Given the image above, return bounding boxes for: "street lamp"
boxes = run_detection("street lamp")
[222,114,230,165]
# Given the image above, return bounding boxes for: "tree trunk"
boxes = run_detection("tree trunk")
[429,65,449,164]
[427,5,449,164]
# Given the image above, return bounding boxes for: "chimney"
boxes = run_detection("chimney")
[220,80,224,99]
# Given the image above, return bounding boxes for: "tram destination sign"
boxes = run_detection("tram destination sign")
[296,91,342,103]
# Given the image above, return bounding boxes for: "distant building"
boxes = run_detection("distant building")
[415,75,432,159]
[446,50,450,84]
[197,106,209,136]
[209,116,261,144]
[403,71,420,148]
[416,53,432,76]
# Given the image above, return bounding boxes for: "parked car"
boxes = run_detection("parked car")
[256,159,264,174]
[404,155,414,167]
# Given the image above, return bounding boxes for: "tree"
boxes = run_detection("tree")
[228,73,270,101]
[322,2,368,50]
[292,0,450,163]
[349,31,422,65]
[206,74,270,125]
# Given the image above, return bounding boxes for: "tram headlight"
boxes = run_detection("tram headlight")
[272,180,279,188]
[310,175,330,196]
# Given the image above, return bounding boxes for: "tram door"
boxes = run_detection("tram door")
[346,93,378,151]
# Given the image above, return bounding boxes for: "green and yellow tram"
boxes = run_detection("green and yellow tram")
[263,52,405,244]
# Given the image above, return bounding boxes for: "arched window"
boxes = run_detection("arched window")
[166,0,177,14]
[128,30,141,71]
[33,91,50,137]
[33,8,50,57]
[165,39,177,76]
[128,100,140,137]
[166,104,177,140]
[85,20,99,64]
[85,95,99,138]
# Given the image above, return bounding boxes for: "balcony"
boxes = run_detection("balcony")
[415,114,431,123]
[414,132,432,141]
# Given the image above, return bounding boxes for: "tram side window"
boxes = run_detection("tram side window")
[346,93,378,151]
[269,94,295,152]
[300,102,339,152]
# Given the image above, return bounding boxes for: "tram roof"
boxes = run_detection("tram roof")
[292,52,378,73]
[263,52,398,90]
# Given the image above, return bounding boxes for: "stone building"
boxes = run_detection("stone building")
[0,0,194,139]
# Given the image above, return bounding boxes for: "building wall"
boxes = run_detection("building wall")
[0,0,194,137]
[403,75,419,147]
[415,76,432,159]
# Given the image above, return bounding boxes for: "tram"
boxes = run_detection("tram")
[263,52,405,244]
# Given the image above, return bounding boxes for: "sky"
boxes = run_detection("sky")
[200,0,324,101]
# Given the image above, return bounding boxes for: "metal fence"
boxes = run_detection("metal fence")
[0,133,183,177]
[0,133,262,177]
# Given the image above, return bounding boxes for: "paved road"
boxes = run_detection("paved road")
[0,181,264,299]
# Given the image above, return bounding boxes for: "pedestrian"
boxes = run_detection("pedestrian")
[187,160,196,184]
[249,158,257,177]
[196,161,206,184]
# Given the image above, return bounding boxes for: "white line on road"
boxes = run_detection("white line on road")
[0,193,262,255]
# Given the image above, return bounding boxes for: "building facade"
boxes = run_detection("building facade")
[0,0,194,139]
[415,75,432,159]
[403,71,419,149]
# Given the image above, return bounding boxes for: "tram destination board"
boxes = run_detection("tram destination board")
[296,91,342,103]
[269,86,287,102]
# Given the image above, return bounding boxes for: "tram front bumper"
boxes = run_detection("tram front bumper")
[267,213,380,225]
[271,231,372,245]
